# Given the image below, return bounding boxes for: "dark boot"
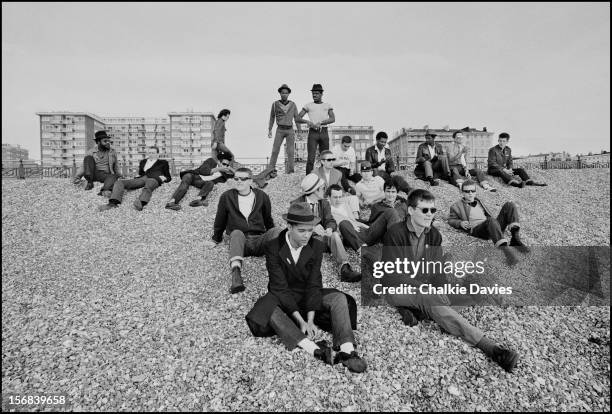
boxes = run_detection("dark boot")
[510,228,530,253]
[340,264,361,283]
[397,307,418,326]
[313,340,333,365]
[84,181,94,191]
[500,245,519,266]
[229,267,245,294]
[492,346,520,373]
[334,350,367,373]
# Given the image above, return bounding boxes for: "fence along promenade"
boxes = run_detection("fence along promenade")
[3,155,610,180]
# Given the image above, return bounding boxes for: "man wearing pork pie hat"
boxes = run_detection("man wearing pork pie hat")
[290,174,361,282]
[245,202,367,373]
[297,84,336,175]
[80,130,122,195]
[267,83,301,174]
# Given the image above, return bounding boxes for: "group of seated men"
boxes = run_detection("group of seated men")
[76,129,548,375]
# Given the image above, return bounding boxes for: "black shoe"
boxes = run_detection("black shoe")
[229,267,245,294]
[84,181,94,191]
[526,181,547,186]
[397,306,418,326]
[510,231,530,253]
[492,346,519,373]
[189,198,209,207]
[500,246,519,267]
[314,341,333,365]
[340,264,361,283]
[334,351,367,373]
[133,199,143,211]
[165,202,181,211]
[428,177,439,186]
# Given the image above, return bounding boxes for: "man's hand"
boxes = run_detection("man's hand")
[313,224,326,237]
[268,131,273,139]
[300,320,318,339]
[503,168,513,175]
[324,228,333,237]
[460,221,472,230]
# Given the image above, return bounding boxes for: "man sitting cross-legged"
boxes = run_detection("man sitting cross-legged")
[212,167,282,294]
[245,202,367,373]
[291,174,361,283]
[487,132,547,188]
[165,151,235,211]
[446,130,496,192]
[381,189,520,373]
[448,180,530,266]
[98,146,171,212]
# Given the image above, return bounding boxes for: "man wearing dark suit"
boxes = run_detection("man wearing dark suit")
[365,131,413,194]
[414,130,450,186]
[487,132,547,188]
[98,146,171,211]
[291,174,361,282]
[381,189,520,373]
[212,167,282,294]
[165,151,234,210]
[245,202,367,373]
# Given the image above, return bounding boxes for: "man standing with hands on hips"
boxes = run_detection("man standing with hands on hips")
[297,84,335,175]
[268,84,301,174]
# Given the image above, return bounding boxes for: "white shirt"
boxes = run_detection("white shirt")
[285,232,304,264]
[324,169,331,185]
[428,145,436,158]
[375,146,386,171]
[303,102,333,125]
[332,145,356,170]
[143,159,156,172]
[356,176,385,205]
[238,191,255,220]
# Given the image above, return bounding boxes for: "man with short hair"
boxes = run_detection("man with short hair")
[291,174,361,282]
[268,84,301,174]
[355,161,385,208]
[365,131,413,194]
[297,84,335,175]
[446,131,496,192]
[448,180,529,266]
[165,151,234,210]
[414,130,450,186]
[332,135,361,194]
[245,202,367,373]
[212,167,281,294]
[487,132,547,188]
[98,146,171,212]
[381,189,520,373]
[82,130,122,196]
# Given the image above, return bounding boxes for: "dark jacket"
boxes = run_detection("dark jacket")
[212,118,226,144]
[415,142,445,164]
[382,218,444,287]
[137,159,171,185]
[448,198,493,230]
[487,145,513,170]
[179,158,234,182]
[245,229,357,335]
[365,145,395,174]
[367,199,409,225]
[291,195,337,232]
[212,188,274,242]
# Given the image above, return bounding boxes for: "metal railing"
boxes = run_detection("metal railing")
[393,156,610,171]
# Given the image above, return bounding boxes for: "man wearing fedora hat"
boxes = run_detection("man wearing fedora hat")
[291,174,361,282]
[81,130,122,196]
[297,84,335,175]
[268,84,301,174]
[414,130,451,186]
[245,202,367,373]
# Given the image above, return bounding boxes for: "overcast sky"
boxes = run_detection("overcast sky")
[2,2,610,160]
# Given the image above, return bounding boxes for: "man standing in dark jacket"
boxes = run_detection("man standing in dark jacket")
[414,130,450,186]
[165,151,234,210]
[245,202,367,373]
[381,189,520,373]
[212,167,282,294]
[487,132,547,187]
[98,146,170,211]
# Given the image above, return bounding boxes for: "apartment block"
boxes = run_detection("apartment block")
[389,127,494,165]
[168,112,215,168]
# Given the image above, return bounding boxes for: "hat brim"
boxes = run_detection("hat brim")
[278,87,291,93]
[282,214,321,225]
[310,89,324,92]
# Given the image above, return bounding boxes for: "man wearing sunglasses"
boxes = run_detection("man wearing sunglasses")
[448,180,529,266]
[315,150,360,213]
[165,151,235,210]
[381,189,520,373]
[212,167,281,294]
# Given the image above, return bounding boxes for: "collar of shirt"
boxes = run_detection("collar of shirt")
[285,231,304,264]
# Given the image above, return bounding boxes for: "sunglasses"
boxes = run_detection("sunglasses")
[221,162,231,166]
[322,158,336,162]
[416,207,437,214]
[462,189,476,193]
[233,176,251,181]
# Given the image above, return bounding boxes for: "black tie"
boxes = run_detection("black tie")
[469,201,478,207]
